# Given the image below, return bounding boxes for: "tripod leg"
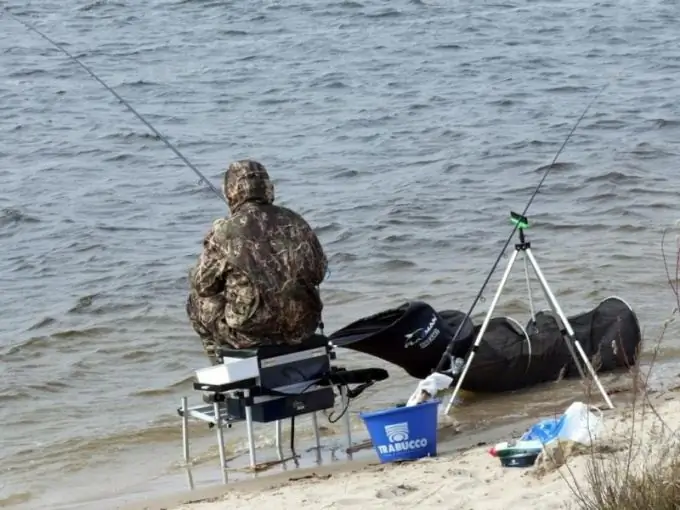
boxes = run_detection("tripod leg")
[443,248,521,415]
[523,252,536,322]
[524,248,615,410]
[523,249,586,380]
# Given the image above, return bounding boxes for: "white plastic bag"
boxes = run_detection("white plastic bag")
[557,401,604,445]
[406,372,454,406]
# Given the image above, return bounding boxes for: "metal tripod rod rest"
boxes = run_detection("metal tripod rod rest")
[443,223,615,415]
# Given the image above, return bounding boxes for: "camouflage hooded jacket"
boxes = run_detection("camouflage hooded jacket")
[187,160,327,354]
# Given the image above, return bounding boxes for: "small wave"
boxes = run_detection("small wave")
[219,29,248,36]
[323,289,370,305]
[78,0,126,11]
[538,221,645,233]
[325,81,348,89]
[381,234,410,243]
[101,131,161,142]
[645,201,676,210]
[583,118,627,130]
[628,187,679,197]
[408,103,430,111]
[173,0,230,6]
[542,85,593,94]
[624,143,679,160]
[27,317,57,331]
[310,72,349,88]
[131,375,194,397]
[95,224,156,232]
[9,422,192,468]
[257,97,290,106]
[443,163,462,174]
[0,381,71,402]
[119,79,159,87]
[315,222,342,234]
[537,26,562,35]
[121,350,156,361]
[327,230,353,245]
[0,388,32,402]
[433,43,463,51]
[403,157,446,167]
[335,0,363,7]
[0,491,32,507]
[54,326,114,339]
[488,98,515,106]
[597,206,645,218]
[504,139,554,150]
[64,241,105,254]
[332,169,359,179]
[8,68,48,78]
[68,294,100,314]
[235,54,260,62]
[380,259,416,269]
[529,161,575,174]
[329,252,358,263]
[577,191,619,203]
[102,152,139,162]
[652,118,680,129]
[584,171,640,184]
[131,386,175,397]
[0,207,40,226]
[5,326,115,357]
[365,8,402,18]
[9,412,315,473]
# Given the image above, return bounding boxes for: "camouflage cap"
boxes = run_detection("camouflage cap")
[223,160,275,213]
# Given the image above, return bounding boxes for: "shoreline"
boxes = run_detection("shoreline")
[122,417,540,510]
[121,386,680,510]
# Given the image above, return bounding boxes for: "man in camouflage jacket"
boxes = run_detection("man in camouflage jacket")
[186,160,328,364]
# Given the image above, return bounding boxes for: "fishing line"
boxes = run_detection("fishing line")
[1,6,227,204]
[434,80,611,373]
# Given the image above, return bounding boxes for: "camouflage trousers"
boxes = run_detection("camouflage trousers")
[186,291,262,365]
[186,291,322,365]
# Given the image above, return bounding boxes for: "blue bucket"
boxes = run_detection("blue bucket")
[359,400,439,463]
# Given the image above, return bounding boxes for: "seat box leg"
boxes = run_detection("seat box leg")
[311,412,322,465]
[213,401,228,484]
[244,390,257,469]
[181,397,195,490]
[275,420,284,461]
[340,386,353,459]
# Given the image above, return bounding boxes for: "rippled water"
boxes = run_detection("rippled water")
[2,0,680,507]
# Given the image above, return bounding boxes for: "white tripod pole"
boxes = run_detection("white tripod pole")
[443,249,520,415]
[443,241,615,415]
[524,248,614,409]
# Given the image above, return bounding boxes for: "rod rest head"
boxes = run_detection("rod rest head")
[217,333,331,360]
[324,367,389,386]
[320,367,390,400]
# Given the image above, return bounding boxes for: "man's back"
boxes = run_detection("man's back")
[188,160,327,357]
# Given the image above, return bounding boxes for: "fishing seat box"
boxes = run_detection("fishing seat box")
[193,334,336,423]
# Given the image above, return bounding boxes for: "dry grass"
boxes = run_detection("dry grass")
[552,226,680,510]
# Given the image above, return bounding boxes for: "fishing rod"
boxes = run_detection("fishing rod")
[1,7,227,204]
[433,81,611,375]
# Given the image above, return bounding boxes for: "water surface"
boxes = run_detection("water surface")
[1,0,680,507]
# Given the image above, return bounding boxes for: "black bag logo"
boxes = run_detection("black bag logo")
[404,314,440,349]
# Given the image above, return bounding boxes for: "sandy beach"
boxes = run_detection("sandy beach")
[124,383,680,510]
